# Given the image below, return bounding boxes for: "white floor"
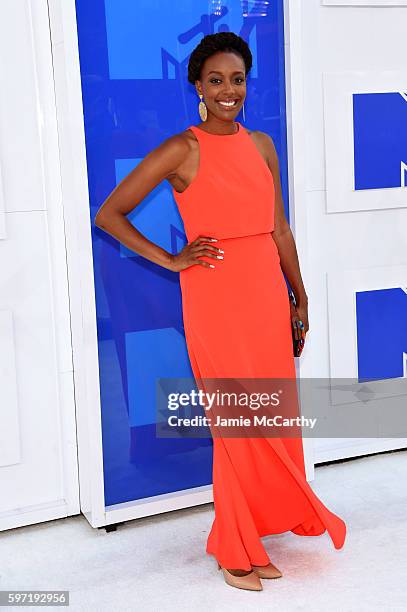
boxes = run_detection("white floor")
[1,449,406,612]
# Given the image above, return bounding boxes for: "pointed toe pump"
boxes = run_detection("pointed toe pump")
[251,562,283,579]
[217,562,263,591]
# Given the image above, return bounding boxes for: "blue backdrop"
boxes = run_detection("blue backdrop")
[75,0,289,508]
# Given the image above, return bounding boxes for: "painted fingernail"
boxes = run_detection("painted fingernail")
[219,249,224,253]
[209,264,215,268]
[217,255,224,259]
[210,238,218,242]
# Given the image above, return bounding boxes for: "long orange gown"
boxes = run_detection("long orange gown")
[172,121,346,570]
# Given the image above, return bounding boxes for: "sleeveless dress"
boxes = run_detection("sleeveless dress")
[172,121,346,570]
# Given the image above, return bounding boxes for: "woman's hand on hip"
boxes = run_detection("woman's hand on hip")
[169,235,224,272]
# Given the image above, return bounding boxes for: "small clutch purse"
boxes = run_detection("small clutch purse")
[288,290,305,357]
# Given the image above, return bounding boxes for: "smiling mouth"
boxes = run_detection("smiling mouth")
[217,100,239,108]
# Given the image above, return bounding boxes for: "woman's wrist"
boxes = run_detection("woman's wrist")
[163,252,176,271]
[289,288,307,307]
[295,292,308,307]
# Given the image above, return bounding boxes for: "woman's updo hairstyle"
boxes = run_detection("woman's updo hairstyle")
[187,32,252,85]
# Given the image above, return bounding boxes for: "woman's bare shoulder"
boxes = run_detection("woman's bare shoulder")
[162,127,197,148]
[138,129,196,179]
[248,129,278,161]
[153,127,197,163]
[249,129,276,149]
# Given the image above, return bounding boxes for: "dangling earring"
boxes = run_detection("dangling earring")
[198,93,207,122]
[242,101,246,123]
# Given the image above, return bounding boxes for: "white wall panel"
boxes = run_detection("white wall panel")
[0,162,6,239]
[0,213,69,512]
[0,1,46,213]
[0,310,20,466]
[47,0,106,526]
[0,0,79,531]
[287,0,407,462]
[322,1,407,5]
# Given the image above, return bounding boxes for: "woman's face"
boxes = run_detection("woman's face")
[196,51,246,120]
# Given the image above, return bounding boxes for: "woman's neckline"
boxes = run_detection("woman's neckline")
[192,121,241,136]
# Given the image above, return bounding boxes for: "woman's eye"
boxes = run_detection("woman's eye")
[209,77,245,84]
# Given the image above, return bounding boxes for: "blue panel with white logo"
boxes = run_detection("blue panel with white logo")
[353,92,407,190]
[356,287,407,382]
[75,0,289,507]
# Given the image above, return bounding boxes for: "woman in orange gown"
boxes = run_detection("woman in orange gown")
[95,32,346,592]
[173,120,346,584]
[173,34,346,590]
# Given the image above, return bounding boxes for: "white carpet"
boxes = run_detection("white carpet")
[1,449,406,611]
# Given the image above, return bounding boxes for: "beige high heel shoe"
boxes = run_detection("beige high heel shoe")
[251,562,283,579]
[217,562,263,591]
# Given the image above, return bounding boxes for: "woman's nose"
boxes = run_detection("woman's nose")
[222,86,236,96]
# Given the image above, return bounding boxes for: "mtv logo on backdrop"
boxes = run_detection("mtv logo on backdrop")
[104,0,258,80]
[353,92,407,191]
[356,287,407,382]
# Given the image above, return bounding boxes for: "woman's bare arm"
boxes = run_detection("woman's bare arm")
[252,132,309,338]
[94,134,222,272]
[255,132,308,307]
